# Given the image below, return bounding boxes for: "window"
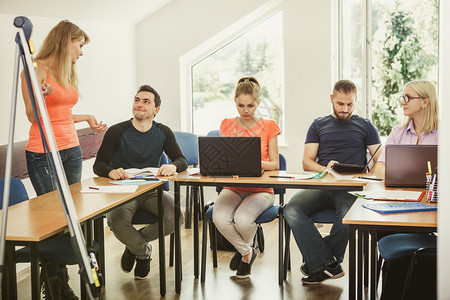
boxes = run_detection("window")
[338,0,439,136]
[191,11,284,139]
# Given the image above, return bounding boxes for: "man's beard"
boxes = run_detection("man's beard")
[333,107,352,124]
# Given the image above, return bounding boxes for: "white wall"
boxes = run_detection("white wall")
[0,15,137,144]
[0,14,137,195]
[136,0,332,171]
[438,1,450,298]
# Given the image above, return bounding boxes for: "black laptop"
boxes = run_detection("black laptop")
[385,144,438,187]
[198,136,263,177]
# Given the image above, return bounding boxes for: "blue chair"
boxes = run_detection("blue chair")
[1,178,98,299]
[200,153,288,285]
[378,233,436,299]
[172,131,202,229]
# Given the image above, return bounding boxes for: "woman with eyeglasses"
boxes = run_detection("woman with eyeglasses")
[374,80,438,178]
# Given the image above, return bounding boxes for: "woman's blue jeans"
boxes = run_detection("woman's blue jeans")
[284,189,357,274]
[26,145,82,196]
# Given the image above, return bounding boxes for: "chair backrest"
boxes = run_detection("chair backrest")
[0,178,29,209]
[274,153,286,195]
[206,130,220,137]
[173,131,199,166]
[160,153,170,191]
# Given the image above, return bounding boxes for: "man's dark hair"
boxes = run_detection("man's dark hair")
[333,80,357,97]
[136,85,161,107]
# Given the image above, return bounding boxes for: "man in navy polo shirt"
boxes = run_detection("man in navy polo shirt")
[284,80,381,284]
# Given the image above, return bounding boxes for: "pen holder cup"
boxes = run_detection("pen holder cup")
[426,174,438,202]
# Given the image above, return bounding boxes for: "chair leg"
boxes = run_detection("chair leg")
[211,223,218,268]
[201,208,208,282]
[169,233,175,267]
[284,220,291,278]
[199,186,205,221]
[185,186,192,229]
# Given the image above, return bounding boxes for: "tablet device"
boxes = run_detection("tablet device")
[331,144,381,173]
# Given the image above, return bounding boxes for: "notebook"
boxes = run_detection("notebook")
[198,136,263,177]
[362,202,437,214]
[331,144,381,173]
[385,144,438,187]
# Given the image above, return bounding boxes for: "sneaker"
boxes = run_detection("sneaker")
[134,257,151,279]
[236,248,257,279]
[121,247,136,273]
[229,251,242,271]
[300,262,311,276]
[301,263,345,285]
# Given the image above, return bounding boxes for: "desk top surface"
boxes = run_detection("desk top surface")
[1,177,163,242]
[343,183,437,228]
[169,170,367,189]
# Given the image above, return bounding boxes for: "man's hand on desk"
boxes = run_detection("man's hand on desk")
[108,168,129,180]
[158,164,177,176]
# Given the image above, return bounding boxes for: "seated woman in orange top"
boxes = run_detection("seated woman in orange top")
[213,77,281,278]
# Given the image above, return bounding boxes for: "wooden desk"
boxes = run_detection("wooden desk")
[343,191,437,300]
[2,177,166,299]
[169,170,367,293]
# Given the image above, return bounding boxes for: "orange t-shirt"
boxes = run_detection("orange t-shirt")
[220,117,281,194]
[26,75,79,153]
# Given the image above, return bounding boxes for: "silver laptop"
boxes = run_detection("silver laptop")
[385,144,438,187]
[198,136,263,177]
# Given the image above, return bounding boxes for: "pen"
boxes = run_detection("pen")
[269,175,295,179]
[208,175,239,178]
[427,161,432,175]
[89,186,100,190]
[358,176,383,181]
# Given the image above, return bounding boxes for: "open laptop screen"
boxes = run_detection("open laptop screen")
[385,144,438,187]
[198,136,262,177]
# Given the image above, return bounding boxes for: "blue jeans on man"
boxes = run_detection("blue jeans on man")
[284,189,357,274]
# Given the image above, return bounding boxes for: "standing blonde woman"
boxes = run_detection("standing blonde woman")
[213,77,281,278]
[21,20,106,300]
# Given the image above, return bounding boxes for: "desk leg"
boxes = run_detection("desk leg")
[278,210,284,285]
[370,230,377,300]
[4,243,17,299]
[174,182,182,293]
[364,231,369,288]
[357,229,363,300]
[157,187,166,296]
[193,186,199,278]
[30,243,40,300]
[349,225,356,300]
[93,217,106,285]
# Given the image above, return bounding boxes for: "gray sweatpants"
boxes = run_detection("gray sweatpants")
[213,189,275,256]
[107,190,183,259]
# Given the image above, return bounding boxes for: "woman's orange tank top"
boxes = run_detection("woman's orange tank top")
[26,69,79,153]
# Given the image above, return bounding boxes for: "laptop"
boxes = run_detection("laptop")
[198,136,263,177]
[385,144,438,187]
[331,144,382,173]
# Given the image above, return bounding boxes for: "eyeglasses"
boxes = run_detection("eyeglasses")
[400,95,423,103]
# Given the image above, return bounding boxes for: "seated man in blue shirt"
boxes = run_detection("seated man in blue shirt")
[284,80,381,284]
[93,85,187,279]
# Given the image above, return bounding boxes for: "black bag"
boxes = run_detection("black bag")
[209,222,236,251]
[380,256,436,300]
[209,223,265,252]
